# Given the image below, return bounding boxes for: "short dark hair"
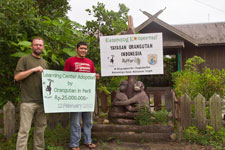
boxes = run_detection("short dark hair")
[77,41,88,48]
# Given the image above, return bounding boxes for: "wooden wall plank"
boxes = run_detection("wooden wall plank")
[210,94,222,131]
[180,94,191,128]
[194,94,206,129]
[3,101,15,139]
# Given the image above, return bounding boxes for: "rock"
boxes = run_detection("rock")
[103,119,110,124]
[170,133,176,141]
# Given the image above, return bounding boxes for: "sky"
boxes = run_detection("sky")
[67,0,225,27]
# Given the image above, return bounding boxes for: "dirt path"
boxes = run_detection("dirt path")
[73,141,212,150]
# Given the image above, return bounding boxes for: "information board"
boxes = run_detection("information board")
[100,33,163,76]
[42,70,96,113]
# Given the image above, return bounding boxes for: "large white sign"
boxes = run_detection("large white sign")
[100,33,163,76]
[42,70,96,113]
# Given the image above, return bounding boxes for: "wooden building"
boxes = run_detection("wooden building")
[135,10,225,70]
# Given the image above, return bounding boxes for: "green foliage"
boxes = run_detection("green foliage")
[135,106,168,125]
[140,56,177,87]
[184,56,205,71]
[182,126,200,142]
[135,105,152,125]
[84,2,129,94]
[151,109,168,124]
[33,17,84,68]
[36,0,70,19]
[10,16,84,68]
[0,125,69,150]
[0,133,17,150]
[98,85,111,95]
[45,124,70,148]
[46,145,64,150]
[183,126,225,149]
[100,141,109,150]
[0,0,39,108]
[172,56,225,99]
[85,2,128,36]
[172,69,202,99]
[98,76,128,95]
[0,0,84,108]
[200,68,225,99]
[0,1,130,108]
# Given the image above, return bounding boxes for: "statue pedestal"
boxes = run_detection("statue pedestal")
[92,124,174,142]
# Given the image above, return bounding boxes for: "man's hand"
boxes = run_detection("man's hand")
[15,66,44,81]
[96,73,100,80]
[32,66,44,72]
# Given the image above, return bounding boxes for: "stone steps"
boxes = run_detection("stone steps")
[92,124,174,142]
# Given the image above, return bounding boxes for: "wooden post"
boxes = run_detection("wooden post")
[164,89,173,112]
[171,90,176,124]
[194,94,206,130]
[154,91,161,110]
[123,16,137,99]
[94,91,99,117]
[3,101,15,139]
[61,113,69,128]
[176,98,182,141]
[47,114,58,130]
[210,94,222,131]
[110,91,116,103]
[100,92,108,113]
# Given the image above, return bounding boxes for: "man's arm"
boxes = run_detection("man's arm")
[14,66,44,81]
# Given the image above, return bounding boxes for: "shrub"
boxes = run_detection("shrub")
[135,106,168,125]
[183,126,225,149]
[172,56,225,100]
[135,105,152,125]
[151,109,168,124]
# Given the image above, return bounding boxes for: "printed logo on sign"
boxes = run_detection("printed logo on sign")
[107,55,115,67]
[148,54,157,65]
[108,55,115,64]
[122,57,141,65]
[43,79,54,98]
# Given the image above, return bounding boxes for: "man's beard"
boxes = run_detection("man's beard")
[33,49,43,55]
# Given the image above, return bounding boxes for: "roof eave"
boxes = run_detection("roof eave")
[135,17,199,46]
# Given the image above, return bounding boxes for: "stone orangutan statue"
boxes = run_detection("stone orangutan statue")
[108,80,149,124]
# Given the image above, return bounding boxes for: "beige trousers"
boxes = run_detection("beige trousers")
[16,103,47,150]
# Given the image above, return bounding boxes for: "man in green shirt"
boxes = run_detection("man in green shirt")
[15,37,47,150]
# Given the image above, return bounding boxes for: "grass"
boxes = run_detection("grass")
[0,124,70,150]
[0,124,146,150]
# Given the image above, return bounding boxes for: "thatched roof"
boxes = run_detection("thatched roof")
[173,22,225,45]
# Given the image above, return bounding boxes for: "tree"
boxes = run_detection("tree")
[84,2,129,93]
[85,2,129,36]
[0,0,40,107]
[35,0,71,19]
[0,0,84,107]
[0,1,131,107]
